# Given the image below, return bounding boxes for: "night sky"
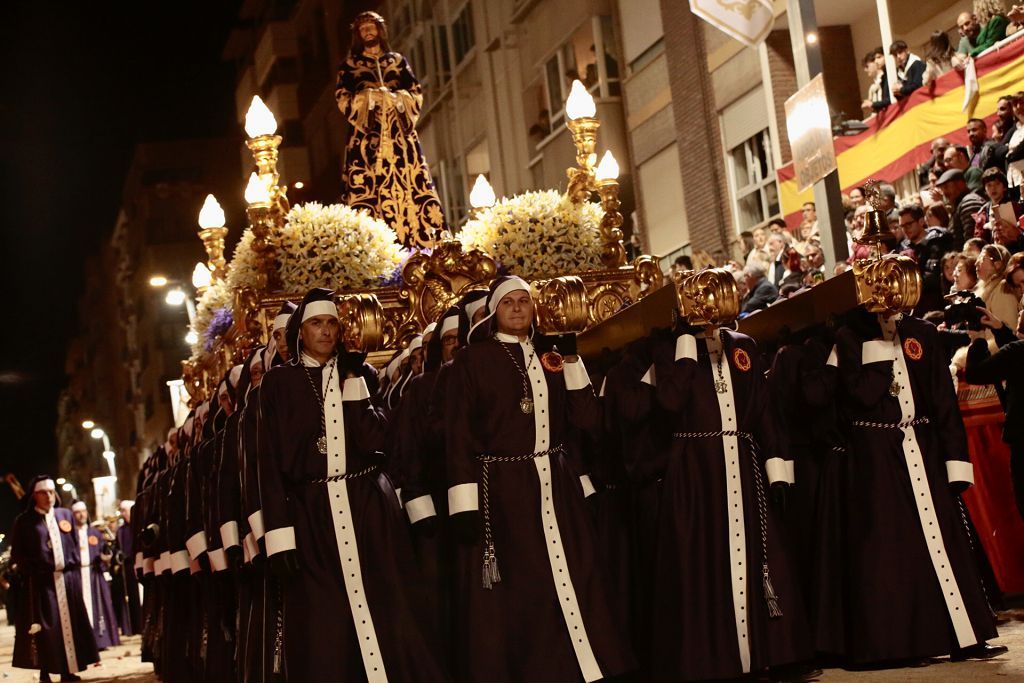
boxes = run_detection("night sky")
[0,2,242,529]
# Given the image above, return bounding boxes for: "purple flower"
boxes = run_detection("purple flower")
[203,306,234,352]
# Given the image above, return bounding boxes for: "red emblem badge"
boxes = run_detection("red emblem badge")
[58,519,72,533]
[541,351,564,373]
[903,337,923,361]
[88,535,99,546]
[732,348,752,372]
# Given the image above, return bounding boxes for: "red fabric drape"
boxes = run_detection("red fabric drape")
[960,388,1024,593]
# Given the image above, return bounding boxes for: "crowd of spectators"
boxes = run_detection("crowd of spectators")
[687,2,1024,332]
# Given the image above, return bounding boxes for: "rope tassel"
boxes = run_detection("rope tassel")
[481,543,502,590]
[762,563,783,618]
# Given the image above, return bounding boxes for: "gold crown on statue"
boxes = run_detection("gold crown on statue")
[532,276,590,335]
[676,268,740,327]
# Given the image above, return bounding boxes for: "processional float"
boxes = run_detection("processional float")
[180,79,919,404]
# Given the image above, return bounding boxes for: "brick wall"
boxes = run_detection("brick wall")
[659,0,733,257]
[767,30,797,164]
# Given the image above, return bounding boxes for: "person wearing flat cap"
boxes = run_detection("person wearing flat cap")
[445,275,635,682]
[11,476,99,682]
[70,500,119,651]
[937,167,986,245]
[255,287,446,681]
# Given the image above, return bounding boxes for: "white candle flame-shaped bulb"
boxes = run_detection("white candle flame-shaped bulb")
[192,262,212,289]
[469,174,496,209]
[244,172,272,205]
[245,96,278,138]
[595,151,620,181]
[197,194,225,229]
[565,79,596,120]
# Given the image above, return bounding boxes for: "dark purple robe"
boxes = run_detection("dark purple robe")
[831,314,997,662]
[650,329,811,680]
[77,525,120,649]
[257,356,446,681]
[446,334,635,682]
[11,506,99,675]
[113,522,141,636]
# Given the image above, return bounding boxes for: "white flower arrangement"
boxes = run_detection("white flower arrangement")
[190,202,403,359]
[460,190,605,278]
[276,202,403,291]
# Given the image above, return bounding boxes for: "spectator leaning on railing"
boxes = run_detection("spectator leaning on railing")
[953,3,1009,69]
[890,40,926,100]
[861,47,890,114]
[923,30,956,86]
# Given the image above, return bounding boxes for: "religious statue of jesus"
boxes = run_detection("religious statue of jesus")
[335,11,447,250]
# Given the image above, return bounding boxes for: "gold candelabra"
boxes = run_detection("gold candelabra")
[198,227,228,281]
[243,96,289,293]
[563,80,626,270]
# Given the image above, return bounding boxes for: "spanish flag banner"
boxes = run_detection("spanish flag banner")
[776,33,1024,224]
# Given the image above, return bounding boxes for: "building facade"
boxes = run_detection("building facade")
[57,139,242,503]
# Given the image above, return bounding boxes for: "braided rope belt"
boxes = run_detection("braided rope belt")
[476,444,565,589]
[853,417,991,604]
[673,430,783,618]
[307,464,379,484]
[851,416,930,430]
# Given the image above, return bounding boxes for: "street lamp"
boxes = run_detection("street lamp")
[81,419,95,430]
[85,424,117,498]
[161,285,197,327]
[148,275,168,288]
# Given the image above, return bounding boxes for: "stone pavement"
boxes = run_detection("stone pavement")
[0,623,154,682]
[0,610,1019,681]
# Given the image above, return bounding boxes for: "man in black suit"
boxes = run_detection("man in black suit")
[740,265,779,315]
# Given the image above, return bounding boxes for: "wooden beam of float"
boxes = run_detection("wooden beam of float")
[578,270,859,357]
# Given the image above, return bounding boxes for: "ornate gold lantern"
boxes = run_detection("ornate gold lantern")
[532,276,590,335]
[337,293,386,352]
[676,268,741,327]
[852,254,921,314]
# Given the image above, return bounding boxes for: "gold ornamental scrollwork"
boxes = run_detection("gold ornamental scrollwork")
[676,268,741,327]
[852,254,921,314]
[532,276,590,335]
[399,238,497,338]
[337,293,386,352]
